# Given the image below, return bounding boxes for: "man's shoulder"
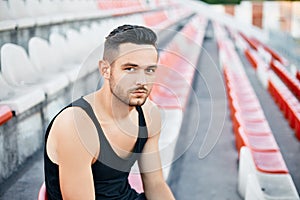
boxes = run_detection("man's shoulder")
[51,104,97,138]
[55,106,88,125]
[50,104,99,159]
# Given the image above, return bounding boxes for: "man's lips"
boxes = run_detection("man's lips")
[132,90,147,94]
[131,89,148,94]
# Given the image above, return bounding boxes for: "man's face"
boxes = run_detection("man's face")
[109,43,158,106]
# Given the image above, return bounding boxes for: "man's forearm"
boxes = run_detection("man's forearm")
[144,181,175,200]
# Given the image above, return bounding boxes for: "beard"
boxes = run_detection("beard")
[109,76,150,107]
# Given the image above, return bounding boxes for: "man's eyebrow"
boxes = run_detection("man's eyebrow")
[121,63,139,67]
[121,63,158,68]
[146,65,158,68]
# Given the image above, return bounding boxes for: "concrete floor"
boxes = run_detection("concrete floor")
[168,22,242,200]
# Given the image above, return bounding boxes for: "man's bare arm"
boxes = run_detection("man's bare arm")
[50,107,99,200]
[138,101,175,200]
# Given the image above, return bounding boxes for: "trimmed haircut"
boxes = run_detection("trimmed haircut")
[103,24,158,64]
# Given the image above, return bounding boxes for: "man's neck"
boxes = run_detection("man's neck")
[94,87,135,120]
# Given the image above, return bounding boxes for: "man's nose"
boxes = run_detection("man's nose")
[136,71,147,85]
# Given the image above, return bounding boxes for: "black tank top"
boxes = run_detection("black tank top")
[44,97,148,200]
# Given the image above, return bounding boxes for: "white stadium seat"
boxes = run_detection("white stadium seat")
[0,1,16,30]
[8,0,35,28]
[0,73,45,115]
[1,43,68,97]
[49,33,84,82]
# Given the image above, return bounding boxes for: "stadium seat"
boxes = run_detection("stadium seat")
[235,127,279,152]
[245,48,262,69]
[38,182,47,200]
[231,101,265,121]
[26,0,52,26]
[0,73,45,115]
[149,14,206,181]
[238,146,293,198]
[1,43,68,97]
[65,29,92,64]
[0,0,16,31]
[245,173,300,200]
[270,60,300,100]
[29,35,95,84]
[296,71,300,82]
[8,0,35,28]
[252,37,289,67]
[28,37,69,79]
[256,61,270,88]
[49,33,83,82]
[128,173,144,194]
[243,47,270,87]
[233,112,272,136]
[159,109,183,179]
[0,1,11,21]
[0,105,13,125]
[143,11,168,27]
[214,23,299,200]
[149,15,205,110]
[268,72,300,140]
[240,33,258,49]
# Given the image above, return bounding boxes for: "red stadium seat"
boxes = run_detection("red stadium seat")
[244,48,265,69]
[296,71,300,82]
[143,11,168,27]
[0,105,13,125]
[251,150,289,174]
[235,127,279,152]
[37,182,47,200]
[239,32,258,50]
[268,74,300,140]
[270,60,300,101]
[128,173,144,193]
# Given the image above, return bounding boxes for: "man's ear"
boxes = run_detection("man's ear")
[99,60,111,79]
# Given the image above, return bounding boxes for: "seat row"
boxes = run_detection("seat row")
[0,0,169,31]
[128,13,207,193]
[234,30,300,141]
[270,59,300,101]
[240,32,300,101]
[98,0,143,10]
[214,22,299,200]
[239,32,289,66]
[268,72,300,140]
[143,8,193,33]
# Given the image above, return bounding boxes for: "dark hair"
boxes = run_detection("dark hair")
[103,24,157,63]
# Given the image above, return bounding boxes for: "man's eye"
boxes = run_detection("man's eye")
[124,67,136,72]
[146,68,156,73]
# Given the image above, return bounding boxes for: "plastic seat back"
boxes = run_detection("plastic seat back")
[29,37,59,73]
[38,182,48,200]
[8,0,29,19]
[49,33,69,67]
[1,43,39,86]
[0,1,12,20]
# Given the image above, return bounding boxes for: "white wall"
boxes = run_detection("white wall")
[263,1,280,31]
[291,1,300,38]
[235,1,252,26]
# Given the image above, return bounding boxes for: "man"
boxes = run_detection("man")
[44,24,175,200]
